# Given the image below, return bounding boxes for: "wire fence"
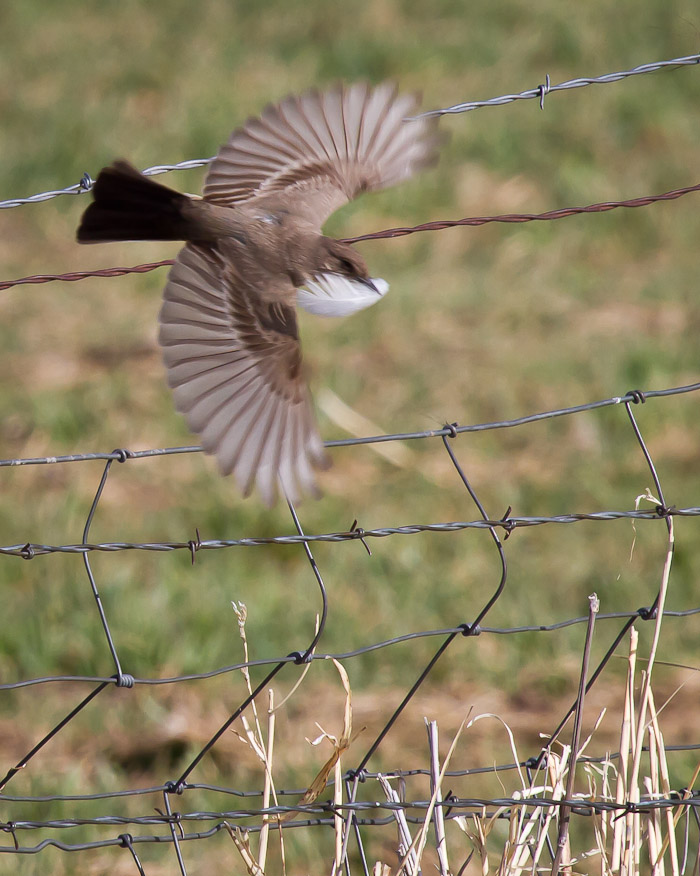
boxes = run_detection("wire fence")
[1,52,700,875]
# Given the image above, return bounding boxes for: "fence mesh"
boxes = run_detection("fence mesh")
[2,53,700,875]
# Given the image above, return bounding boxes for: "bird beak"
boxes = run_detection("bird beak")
[359,277,381,294]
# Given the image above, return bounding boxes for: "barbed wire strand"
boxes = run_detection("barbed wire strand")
[2,506,698,560]
[3,792,700,855]
[411,52,700,117]
[3,181,700,293]
[1,52,697,212]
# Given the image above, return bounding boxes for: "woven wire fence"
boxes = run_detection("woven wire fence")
[2,54,700,875]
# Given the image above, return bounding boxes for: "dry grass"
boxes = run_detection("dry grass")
[210,520,695,874]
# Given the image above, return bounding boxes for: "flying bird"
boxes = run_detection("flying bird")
[77,82,440,505]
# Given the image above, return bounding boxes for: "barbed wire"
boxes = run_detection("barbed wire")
[2,181,700,292]
[0,158,213,210]
[2,54,700,875]
[0,51,697,213]
[2,784,700,856]
[412,52,700,117]
[1,507,699,560]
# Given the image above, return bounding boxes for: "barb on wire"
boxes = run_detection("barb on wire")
[412,52,700,117]
[1,506,698,559]
[0,158,213,210]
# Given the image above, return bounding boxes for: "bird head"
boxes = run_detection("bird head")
[318,238,375,289]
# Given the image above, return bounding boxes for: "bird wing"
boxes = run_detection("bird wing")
[158,243,329,506]
[202,82,439,227]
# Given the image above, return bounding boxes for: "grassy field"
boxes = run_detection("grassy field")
[1,1,699,873]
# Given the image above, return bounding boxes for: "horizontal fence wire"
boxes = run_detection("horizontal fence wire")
[1,52,700,875]
[3,181,700,291]
[0,51,697,211]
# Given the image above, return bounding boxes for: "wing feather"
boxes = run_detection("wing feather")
[202,82,439,227]
[159,243,330,505]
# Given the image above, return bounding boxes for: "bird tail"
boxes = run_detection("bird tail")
[77,160,194,243]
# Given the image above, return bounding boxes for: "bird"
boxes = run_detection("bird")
[77,82,440,505]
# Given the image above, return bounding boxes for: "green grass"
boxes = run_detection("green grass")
[1,2,699,873]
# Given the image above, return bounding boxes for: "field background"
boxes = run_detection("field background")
[1,1,699,873]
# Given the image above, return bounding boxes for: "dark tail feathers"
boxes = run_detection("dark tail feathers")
[77,160,192,243]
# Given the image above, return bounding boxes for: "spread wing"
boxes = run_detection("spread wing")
[202,82,440,228]
[158,243,329,506]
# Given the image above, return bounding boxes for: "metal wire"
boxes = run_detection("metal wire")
[3,182,700,291]
[2,54,700,872]
[0,52,696,211]
[0,158,213,210]
[411,52,700,117]
[1,377,697,864]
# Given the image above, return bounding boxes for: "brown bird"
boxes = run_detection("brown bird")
[77,82,440,505]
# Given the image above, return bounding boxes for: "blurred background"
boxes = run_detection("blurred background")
[1,1,699,873]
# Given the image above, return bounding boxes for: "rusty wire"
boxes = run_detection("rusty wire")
[2,182,700,291]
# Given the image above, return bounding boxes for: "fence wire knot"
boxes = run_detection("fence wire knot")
[626,389,647,404]
[20,542,35,560]
[444,421,459,438]
[78,172,94,192]
[637,605,657,621]
[111,448,134,463]
[288,649,313,666]
[538,73,551,109]
[2,823,19,851]
[114,672,135,688]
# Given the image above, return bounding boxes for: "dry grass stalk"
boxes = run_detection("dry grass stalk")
[646,686,678,875]
[281,658,359,828]
[222,822,264,876]
[258,689,275,874]
[552,592,600,876]
[612,627,638,872]
[378,773,421,876]
[230,603,283,875]
[426,718,450,876]
[584,759,614,874]
[653,760,700,870]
